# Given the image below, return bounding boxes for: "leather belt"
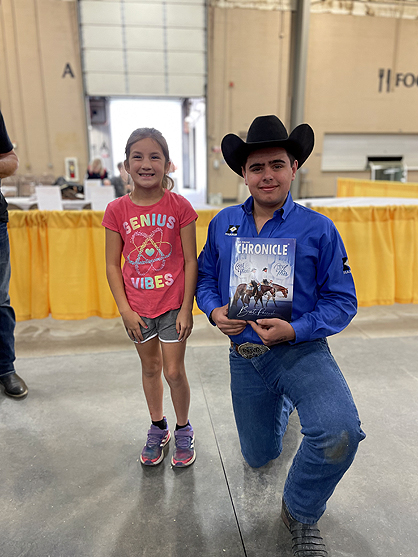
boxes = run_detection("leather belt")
[230,341,270,359]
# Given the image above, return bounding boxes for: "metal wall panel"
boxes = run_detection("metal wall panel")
[322,134,418,172]
[79,0,206,97]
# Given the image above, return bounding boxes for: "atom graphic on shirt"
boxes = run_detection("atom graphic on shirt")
[127,227,172,275]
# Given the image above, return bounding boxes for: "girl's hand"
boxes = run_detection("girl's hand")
[176,308,193,342]
[120,308,148,343]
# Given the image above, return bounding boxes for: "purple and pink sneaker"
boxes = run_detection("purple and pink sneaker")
[140,422,171,466]
[171,423,196,468]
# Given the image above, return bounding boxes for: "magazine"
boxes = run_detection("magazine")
[228,237,295,322]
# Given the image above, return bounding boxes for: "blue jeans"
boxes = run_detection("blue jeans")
[229,338,365,524]
[0,222,16,377]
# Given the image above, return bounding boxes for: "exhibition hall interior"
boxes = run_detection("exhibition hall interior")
[1,0,418,556]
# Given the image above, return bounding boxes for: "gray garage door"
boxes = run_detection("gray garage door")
[79,0,206,97]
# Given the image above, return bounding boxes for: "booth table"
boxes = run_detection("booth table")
[298,196,418,207]
[337,177,418,198]
[8,209,220,321]
[8,201,418,321]
[6,196,90,211]
[298,197,418,307]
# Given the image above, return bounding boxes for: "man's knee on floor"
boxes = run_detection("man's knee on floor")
[242,451,274,468]
[323,426,365,464]
[241,443,282,468]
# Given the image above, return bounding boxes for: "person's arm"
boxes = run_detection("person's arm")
[251,227,357,346]
[196,219,224,318]
[196,219,246,337]
[0,150,18,179]
[176,220,198,342]
[105,228,147,342]
[289,232,357,344]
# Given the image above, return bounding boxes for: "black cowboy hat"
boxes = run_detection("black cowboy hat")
[221,115,314,176]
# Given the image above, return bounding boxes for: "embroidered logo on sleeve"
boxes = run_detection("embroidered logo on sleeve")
[342,257,352,274]
[226,225,240,236]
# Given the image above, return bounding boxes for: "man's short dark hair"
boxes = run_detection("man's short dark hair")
[242,148,296,170]
[286,151,296,166]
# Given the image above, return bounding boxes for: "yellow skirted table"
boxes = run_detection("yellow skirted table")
[8,209,220,321]
[8,205,418,321]
[310,205,418,306]
[337,177,418,198]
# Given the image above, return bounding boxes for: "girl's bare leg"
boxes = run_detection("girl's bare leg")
[160,341,190,426]
[135,336,164,422]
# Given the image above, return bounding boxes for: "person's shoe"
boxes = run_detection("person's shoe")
[281,499,328,556]
[0,373,28,399]
[171,423,196,468]
[140,421,171,466]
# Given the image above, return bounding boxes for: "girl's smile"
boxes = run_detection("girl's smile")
[125,137,169,196]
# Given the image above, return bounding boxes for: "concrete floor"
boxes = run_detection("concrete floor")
[1,305,418,556]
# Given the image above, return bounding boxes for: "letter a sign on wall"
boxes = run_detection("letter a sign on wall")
[62,63,75,78]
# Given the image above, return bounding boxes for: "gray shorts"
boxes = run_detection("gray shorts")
[128,308,180,344]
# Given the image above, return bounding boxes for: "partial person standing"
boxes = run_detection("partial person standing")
[196,115,365,556]
[0,110,28,399]
[86,157,108,181]
[110,162,129,197]
[103,128,198,467]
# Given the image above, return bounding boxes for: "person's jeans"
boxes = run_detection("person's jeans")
[0,222,16,377]
[229,337,365,524]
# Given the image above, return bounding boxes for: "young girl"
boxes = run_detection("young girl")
[102,128,198,467]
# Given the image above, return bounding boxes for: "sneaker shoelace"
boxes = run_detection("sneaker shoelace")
[175,430,192,448]
[147,431,166,447]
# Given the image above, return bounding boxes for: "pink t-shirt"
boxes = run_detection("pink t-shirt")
[102,190,198,318]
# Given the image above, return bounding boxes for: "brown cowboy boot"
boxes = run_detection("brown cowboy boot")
[281,499,328,556]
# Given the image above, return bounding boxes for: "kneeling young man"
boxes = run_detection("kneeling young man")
[196,115,365,556]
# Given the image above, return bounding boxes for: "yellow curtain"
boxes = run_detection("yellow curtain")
[8,211,49,320]
[193,209,220,316]
[8,205,418,320]
[337,177,418,198]
[46,211,118,320]
[8,209,220,321]
[310,205,418,306]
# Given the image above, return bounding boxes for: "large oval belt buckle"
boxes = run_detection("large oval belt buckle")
[238,342,270,359]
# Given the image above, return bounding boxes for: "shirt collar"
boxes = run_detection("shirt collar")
[241,192,295,220]
[280,191,294,220]
[242,196,254,215]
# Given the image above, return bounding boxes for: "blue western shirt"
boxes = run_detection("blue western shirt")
[196,193,357,345]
